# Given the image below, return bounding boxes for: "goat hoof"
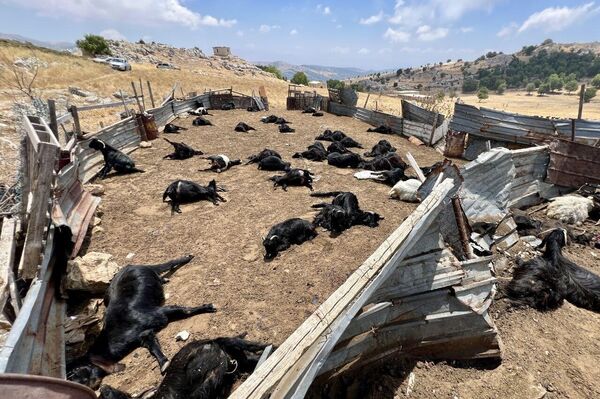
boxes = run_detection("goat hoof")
[160,360,171,374]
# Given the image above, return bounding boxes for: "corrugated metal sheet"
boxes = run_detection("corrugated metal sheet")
[450,103,484,135]
[547,140,600,188]
[328,103,404,135]
[402,100,444,127]
[328,101,357,117]
[554,119,600,143]
[404,119,433,143]
[509,146,549,208]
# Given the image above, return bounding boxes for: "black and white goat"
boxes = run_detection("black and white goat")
[163,138,203,160]
[67,255,216,390]
[188,107,212,116]
[203,155,241,173]
[164,123,187,134]
[89,138,144,179]
[367,125,393,134]
[235,122,256,132]
[246,149,281,164]
[354,167,409,186]
[263,218,317,260]
[163,179,226,213]
[270,169,314,191]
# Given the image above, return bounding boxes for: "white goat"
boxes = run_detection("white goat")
[546,195,594,225]
[389,179,421,202]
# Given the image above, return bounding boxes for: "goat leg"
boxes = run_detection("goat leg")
[160,304,217,322]
[140,331,170,374]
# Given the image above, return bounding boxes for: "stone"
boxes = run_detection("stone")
[92,217,102,227]
[140,141,152,148]
[92,226,104,235]
[408,136,425,146]
[66,252,119,293]
[175,330,190,341]
[86,184,105,196]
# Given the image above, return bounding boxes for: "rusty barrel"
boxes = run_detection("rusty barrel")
[0,374,96,399]
[136,113,159,141]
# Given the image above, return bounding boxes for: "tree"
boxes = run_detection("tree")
[291,71,309,85]
[257,65,284,80]
[547,73,563,92]
[327,79,345,90]
[538,82,550,95]
[462,78,479,93]
[526,83,536,95]
[584,87,597,103]
[564,80,578,94]
[477,87,489,102]
[76,34,111,56]
[496,82,507,94]
[592,73,600,88]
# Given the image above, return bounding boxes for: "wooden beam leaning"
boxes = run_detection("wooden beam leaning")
[578,84,585,120]
[147,81,156,108]
[406,152,426,182]
[230,179,456,399]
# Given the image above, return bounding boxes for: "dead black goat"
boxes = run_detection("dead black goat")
[246,148,281,164]
[263,218,317,260]
[327,141,350,155]
[258,155,291,171]
[364,140,396,157]
[315,129,347,142]
[367,125,393,134]
[270,169,314,191]
[193,116,213,126]
[98,335,270,399]
[293,142,327,162]
[89,138,144,179]
[327,152,363,168]
[163,138,203,160]
[163,179,226,213]
[261,115,290,124]
[359,153,408,171]
[279,124,295,133]
[312,112,324,117]
[67,255,216,390]
[311,191,383,234]
[234,122,256,132]
[202,155,242,173]
[164,123,187,134]
[221,102,236,110]
[302,107,317,113]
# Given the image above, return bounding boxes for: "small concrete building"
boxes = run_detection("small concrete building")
[213,46,231,57]
[308,81,324,88]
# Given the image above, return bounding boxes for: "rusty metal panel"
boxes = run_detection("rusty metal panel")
[450,103,483,135]
[444,131,466,158]
[404,119,433,142]
[402,100,444,127]
[328,102,356,117]
[547,140,600,188]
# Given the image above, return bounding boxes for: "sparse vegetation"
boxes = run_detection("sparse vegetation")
[257,65,284,80]
[290,71,309,85]
[0,51,39,100]
[538,82,550,95]
[592,73,600,88]
[477,87,489,102]
[565,80,578,94]
[326,79,345,90]
[584,87,597,103]
[462,78,479,93]
[526,83,535,95]
[496,82,507,94]
[76,34,111,56]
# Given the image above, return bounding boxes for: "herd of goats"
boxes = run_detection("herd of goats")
[69,103,600,399]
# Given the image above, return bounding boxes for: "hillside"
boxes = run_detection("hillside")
[0,32,75,51]
[255,60,376,82]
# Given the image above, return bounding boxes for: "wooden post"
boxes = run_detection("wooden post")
[47,100,58,139]
[571,118,576,142]
[138,78,146,111]
[363,93,370,108]
[180,87,185,99]
[69,105,81,138]
[428,112,440,147]
[147,81,155,108]
[578,84,585,119]
[130,82,144,113]
[406,152,426,182]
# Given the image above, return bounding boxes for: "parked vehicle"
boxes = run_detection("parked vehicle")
[156,62,179,70]
[92,55,111,64]
[109,58,131,71]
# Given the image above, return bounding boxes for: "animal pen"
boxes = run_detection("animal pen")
[1,84,600,397]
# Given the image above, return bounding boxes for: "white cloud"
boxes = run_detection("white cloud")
[460,26,473,33]
[383,27,410,43]
[290,29,298,35]
[518,2,598,33]
[259,24,281,33]
[359,11,383,25]
[497,22,517,37]
[332,46,350,54]
[357,48,370,54]
[100,28,126,41]
[5,0,236,29]
[389,0,498,27]
[316,4,331,15]
[416,25,448,41]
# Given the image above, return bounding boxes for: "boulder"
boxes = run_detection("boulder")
[66,252,119,293]
[140,141,152,148]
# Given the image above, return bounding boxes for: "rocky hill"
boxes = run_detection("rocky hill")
[255,60,376,82]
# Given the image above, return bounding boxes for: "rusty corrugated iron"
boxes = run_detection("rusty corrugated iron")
[547,140,600,188]
[401,99,444,127]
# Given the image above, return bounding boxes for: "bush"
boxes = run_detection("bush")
[564,80,579,93]
[538,83,550,95]
[462,78,479,93]
[327,79,345,90]
[592,73,600,88]
[526,83,535,95]
[76,34,111,56]
[548,73,563,92]
[291,71,309,85]
[257,65,284,80]
[584,87,597,103]
[496,82,507,94]
[477,87,489,102]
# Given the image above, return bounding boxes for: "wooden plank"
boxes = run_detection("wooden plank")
[70,106,82,138]
[147,81,156,108]
[0,218,17,314]
[578,84,585,120]
[406,152,426,182]
[131,82,144,113]
[47,100,58,139]
[55,113,73,125]
[231,179,456,399]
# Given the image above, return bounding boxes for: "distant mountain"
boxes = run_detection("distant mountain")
[0,33,75,51]
[254,61,378,82]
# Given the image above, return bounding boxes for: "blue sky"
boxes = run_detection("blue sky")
[1,1,598,70]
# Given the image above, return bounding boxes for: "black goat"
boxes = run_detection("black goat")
[98,335,270,399]
[315,129,347,142]
[261,115,290,124]
[279,124,295,133]
[263,218,317,260]
[203,155,241,173]
[514,214,543,236]
[327,152,363,168]
[188,107,212,116]
[270,169,314,191]
[163,179,226,213]
[367,125,393,134]
[235,122,256,132]
[358,153,407,171]
[164,123,187,134]
[293,142,327,161]
[221,102,236,110]
[258,155,291,171]
[163,138,203,160]
[302,107,317,113]
[312,204,349,235]
[67,255,216,390]
[89,138,144,179]
[420,161,445,177]
[339,136,363,149]
[327,141,350,155]
[246,149,281,164]
[359,168,409,186]
[311,191,383,234]
[364,140,396,157]
[312,112,324,117]
[192,117,213,126]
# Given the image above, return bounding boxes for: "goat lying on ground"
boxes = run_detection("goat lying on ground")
[327,141,350,155]
[546,195,595,225]
[98,335,270,399]
[514,213,543,236]
[89,138,144,179]
[258,155,291,171]
[338,136,363,148]
[506,229,600,312]
[221,102,236,110]
[235,122,256,132]
[163,180,226,213]
[261,115,290,124]
[263,218,317,260]
[270,169,314,191]
[367,125,393,134]
[202,155,241,173]
[293,142,328,161]
[163,138,203,160]
[279,124,295,133]
[312,112,324,117]
[358,153,407,171]
[364,140,396,157]
[193,117,213,126]
[327,152,363,168]
[302,107,317,113]
[188,107,212,116]
[311,191,383,234]
[389,179,421,202]
[164,123,187,134]
[67,255,216,390]
[354,167,410,186]
[315,129,346,142]
[246,149,281,164]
